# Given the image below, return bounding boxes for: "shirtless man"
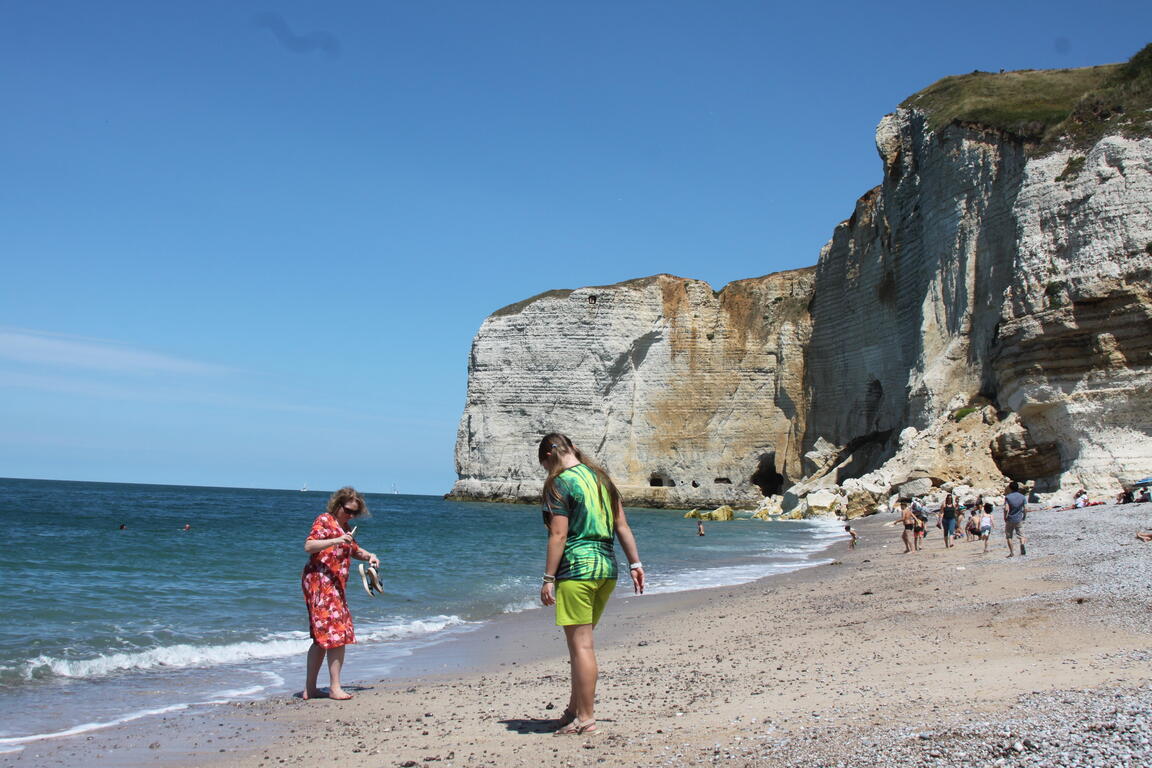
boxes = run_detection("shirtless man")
[899,500,919,553]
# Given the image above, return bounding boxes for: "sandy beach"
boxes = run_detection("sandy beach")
[9,502,1152,768]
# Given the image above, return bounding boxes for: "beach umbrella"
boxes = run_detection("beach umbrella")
[1133,477,1152,487]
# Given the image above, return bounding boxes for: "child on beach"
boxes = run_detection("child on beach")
[537,432,644,736]
[979,502,994,553]
[844,524,858,550]
[965,508,979,541]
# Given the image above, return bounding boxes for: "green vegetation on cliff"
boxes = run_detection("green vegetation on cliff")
[902,42,1152,152]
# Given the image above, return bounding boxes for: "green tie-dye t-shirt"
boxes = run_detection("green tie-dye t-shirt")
[545,464,618,581]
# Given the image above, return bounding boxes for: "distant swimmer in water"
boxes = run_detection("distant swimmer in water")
[119,523,127,530]
[697,520,705,536]
[182,523,191,531]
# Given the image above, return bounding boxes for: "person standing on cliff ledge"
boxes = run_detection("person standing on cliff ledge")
[537,432,644,736]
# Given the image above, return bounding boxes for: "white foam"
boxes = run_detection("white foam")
[207,684,265,698]
[357,615,467,642]
[0,703,189,746]
[643,556,833,595]
[18,637,312,681]
[501,597,540,614]
[15,616,468,682]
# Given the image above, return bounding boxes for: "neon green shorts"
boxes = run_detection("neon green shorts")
[555,579,616,626]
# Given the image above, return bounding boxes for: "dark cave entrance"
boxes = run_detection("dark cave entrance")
[750,452,785,496]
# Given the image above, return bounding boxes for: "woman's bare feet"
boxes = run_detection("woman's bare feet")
[303,687,352,700]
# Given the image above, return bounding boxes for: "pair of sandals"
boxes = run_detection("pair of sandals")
[358,563,383,596]
[553,707,597,735]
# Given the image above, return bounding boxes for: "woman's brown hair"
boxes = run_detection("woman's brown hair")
[538,432,621,515]
[326,486,370,519]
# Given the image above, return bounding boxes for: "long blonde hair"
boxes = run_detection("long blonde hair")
[538,432,621,514]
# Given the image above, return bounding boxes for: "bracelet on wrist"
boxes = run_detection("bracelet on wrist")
[542,574,556,583]
[629,562,643,570]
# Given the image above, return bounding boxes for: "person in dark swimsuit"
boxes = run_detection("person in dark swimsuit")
[937,494,958,548]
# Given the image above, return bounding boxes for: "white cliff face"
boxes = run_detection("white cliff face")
[997,136,1152,492]
[450,272,814,507]
[453,111,1152,510]
[800,111,1152,506]
[805,111,1026,456]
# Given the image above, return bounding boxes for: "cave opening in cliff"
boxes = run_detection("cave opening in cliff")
[750,452,785,496]
[649,473,675,487]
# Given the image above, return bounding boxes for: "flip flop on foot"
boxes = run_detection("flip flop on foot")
[554,718,597,735]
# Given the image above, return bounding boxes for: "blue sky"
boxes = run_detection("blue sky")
[2,2,1148,494]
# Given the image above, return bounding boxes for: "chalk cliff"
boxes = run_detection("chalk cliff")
[451,271,814,507]
[450,50,1152,511]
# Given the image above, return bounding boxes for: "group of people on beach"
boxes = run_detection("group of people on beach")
[896,481,1029,557]
[298,433,641,736]
[1115,486,1151,505]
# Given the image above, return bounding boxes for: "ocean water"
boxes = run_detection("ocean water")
[0,477,841,751]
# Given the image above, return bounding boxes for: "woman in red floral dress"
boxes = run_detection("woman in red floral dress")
[302,486,379,700]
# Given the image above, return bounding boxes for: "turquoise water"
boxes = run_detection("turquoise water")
[0,477,840,749]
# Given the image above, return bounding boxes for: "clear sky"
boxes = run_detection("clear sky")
[2,2,1148,494]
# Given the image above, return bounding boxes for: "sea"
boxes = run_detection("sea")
[0,477,842,753]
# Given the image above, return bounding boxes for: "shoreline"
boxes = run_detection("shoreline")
[7,503,1152,767]
[0,517,840,762]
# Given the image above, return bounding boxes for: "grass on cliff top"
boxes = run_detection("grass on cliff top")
[902,42,1152,151]
[492,288,574,317]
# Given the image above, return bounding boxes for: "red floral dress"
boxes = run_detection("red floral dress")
[302,512,367,649]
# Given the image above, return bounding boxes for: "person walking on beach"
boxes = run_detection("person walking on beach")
[937,494,958,548]
[845,524,858,550]
[301,486,380,700]
[899,500,919,553]
[1003,481,1029,558]
[979,502,995,554]
[537,433,644,735]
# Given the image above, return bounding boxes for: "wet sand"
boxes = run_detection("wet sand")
[9,503,1152,767]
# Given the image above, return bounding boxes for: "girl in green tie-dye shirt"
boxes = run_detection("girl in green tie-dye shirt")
[546,462,618,581]
[537,432,644,736]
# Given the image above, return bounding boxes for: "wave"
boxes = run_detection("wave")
[501,596,540,614]
[6,615,466,683]
[643,554,835,595]
[0,703,190,747]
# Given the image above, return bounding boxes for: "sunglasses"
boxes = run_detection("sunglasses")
[342,504,361,515]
